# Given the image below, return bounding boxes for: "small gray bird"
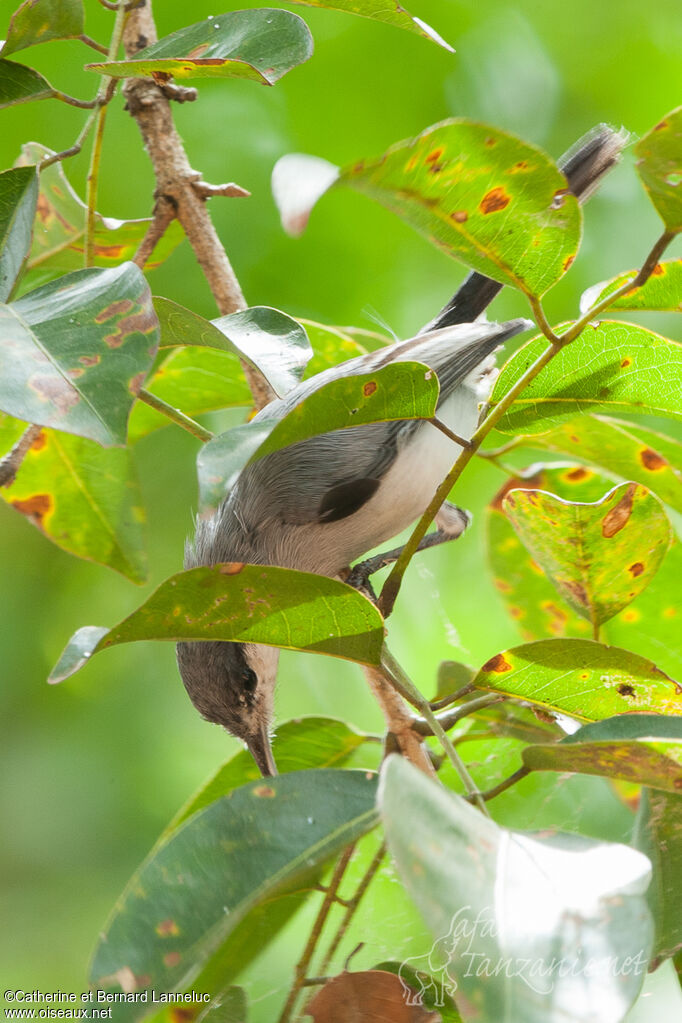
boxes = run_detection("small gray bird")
[177,124,626,775]
[177,317,529,774]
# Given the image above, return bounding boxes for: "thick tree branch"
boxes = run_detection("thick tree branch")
[121,1,275,409]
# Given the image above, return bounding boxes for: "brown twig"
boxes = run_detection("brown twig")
[191,180,251,200]
[132,195,177,269]
[362,665,436,778]
[157,81,198,104]
[79,34,109,55]
[319,842,386,973]
[121,1,275,409]
[277,844,357,1023]
[0,425,42,488]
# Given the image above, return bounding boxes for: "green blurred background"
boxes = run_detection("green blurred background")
[1,0,681,1014]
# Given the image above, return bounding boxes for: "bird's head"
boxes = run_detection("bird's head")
[176,639,279,776]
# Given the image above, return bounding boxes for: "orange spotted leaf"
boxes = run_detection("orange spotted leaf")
[635,107,682,232]
[473,639,682,721]
[0,262,158,446]
[581,259,682,313]
[503,481,672,628]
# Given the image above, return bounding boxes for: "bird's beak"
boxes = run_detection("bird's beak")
[247,724,278,777]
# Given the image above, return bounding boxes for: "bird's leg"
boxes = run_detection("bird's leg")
[345,502,471,596]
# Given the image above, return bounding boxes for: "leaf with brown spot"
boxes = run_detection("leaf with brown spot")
[0,262,158,445]
[0,0,83,58]
[196,360,439,512]
[48,564,385,684]
[504,481,671,629]
[14,143,183,288]
[523,714,682,795]
[492,321,682,435]
[635,106,682,232]
[89,771,378,1016]
[506,415,682,513]
[0,412,147,582]
[473,639,682,721]
[274,120,581,297]
[85,10,313,86]
[581,259,682,313]
[306,969,440,1022]
[486,465,604,642]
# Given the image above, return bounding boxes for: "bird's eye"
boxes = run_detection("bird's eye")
[241,668,258,692]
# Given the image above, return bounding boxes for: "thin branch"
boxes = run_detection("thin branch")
[191,179,251,200]
[38,108,101,170]
[277,844,357,1023]
[0,425,43,488]
[121,2,275,410]
[429,417,473,449]
[430,681,476,711]
[79,34,109,55]
[84,2,128,267]
[411,693,505,736]
[467,765,531,803]
[138,390,214,442]
[52,91,99,110]
[381,647,489,815]
[132,195,177,269]
[319,842,386,973]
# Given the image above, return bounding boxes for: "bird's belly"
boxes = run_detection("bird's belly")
[289,387,480,575]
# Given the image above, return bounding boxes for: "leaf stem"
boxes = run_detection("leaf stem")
[411,693,505,736]
[84,0,128,267]
[468,765,531,803]
[137,390,214,442]
[79,34,109,55]
[52,91,99,109]
[277,843,356,1023]
[380,647,489,815]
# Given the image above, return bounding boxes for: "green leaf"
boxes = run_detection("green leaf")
[154,297,312,398]
[197,989,247,1023]
[128,348,252,443]
[0,263,158,446]
[486,464,682,679]
[0,165,37,301]
[164,716,378,837]
[90,770,378,1010]
[290,0,453,51]
[86,9,313,86]
[48,563,385,683]
[473,638,682,720]
[274,121,581,297]
[196,359,439,511]
[434,659,476,700]
[635,107,682,232]
[487,464,610,641]
[0,416,147,582]
[504,481,672,628]
[0,0,83,57]
[379,756,652,1022]
[634,789,682,967]
[16,143,184,285]
[0,58,53,109]
[507,415,682,514]
[298,318,367,376]
[581,259,682,313]
[523,714,682,793]
[492,321,682,434]
[372,962,463,1021]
